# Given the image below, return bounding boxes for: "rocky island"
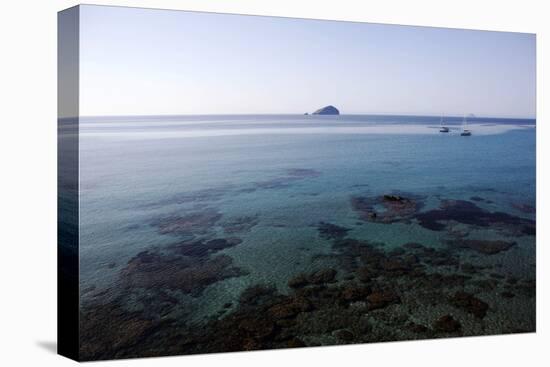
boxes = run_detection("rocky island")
[312,105,340,115]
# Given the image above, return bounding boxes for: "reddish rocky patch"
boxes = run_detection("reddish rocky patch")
[351,193,423,224]
[152,209,222,236]
[449,291,489,318]
[366,290,400,310]
[268,296,313,319]
[222,215,259,234]
[288,268,337,288]
[415,199,535,235]
[80,303,161,360]
[451,239,516,255]
[121,251,247,296]
[433,314,461,333]
[317,222,350,240]
[168,237,242,258]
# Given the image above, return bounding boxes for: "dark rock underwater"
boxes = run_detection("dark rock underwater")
[75,112,536,360]
[78,189,535,361]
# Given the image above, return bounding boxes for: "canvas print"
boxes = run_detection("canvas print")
[58,5,536,361]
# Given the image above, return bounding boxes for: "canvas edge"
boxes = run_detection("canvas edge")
[58,5,81,362]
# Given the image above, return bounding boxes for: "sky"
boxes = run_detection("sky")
[79,5,536,118]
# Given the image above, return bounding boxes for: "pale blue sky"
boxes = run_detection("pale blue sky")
[79,5,536,118]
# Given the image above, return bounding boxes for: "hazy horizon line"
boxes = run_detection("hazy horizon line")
[69,112,536,120]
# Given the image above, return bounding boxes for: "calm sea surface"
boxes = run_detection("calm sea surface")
[78,114,535,327]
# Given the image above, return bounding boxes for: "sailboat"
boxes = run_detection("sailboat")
[460,114,472,136]
[439,114,449,133]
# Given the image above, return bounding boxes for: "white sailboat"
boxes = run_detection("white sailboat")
[460,114,472,136]
[439,114,449,133]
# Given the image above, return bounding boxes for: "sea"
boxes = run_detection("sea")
[75,114,536,357]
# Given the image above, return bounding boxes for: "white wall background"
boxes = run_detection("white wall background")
[0,0,547,366]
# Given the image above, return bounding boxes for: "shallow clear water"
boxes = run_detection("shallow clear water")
[77,114,535,356]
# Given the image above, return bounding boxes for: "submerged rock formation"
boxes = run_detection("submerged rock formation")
[312,105,340,115]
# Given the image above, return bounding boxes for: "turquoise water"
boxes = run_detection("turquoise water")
[77,115,535,357]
